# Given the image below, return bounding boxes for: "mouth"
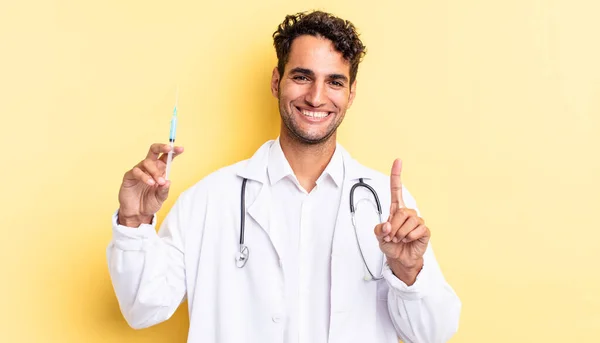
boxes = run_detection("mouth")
[295,106,332,122]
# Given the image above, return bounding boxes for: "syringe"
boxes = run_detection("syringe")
[165,87,178,180]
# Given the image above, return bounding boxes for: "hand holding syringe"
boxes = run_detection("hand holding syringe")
[116,87,184,228]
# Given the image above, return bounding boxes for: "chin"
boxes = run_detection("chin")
[290,129,336,145]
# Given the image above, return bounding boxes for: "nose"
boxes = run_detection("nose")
[305,82,326,108]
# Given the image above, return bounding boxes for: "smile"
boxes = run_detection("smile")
[302,109,329,118]
[296,106,331,119]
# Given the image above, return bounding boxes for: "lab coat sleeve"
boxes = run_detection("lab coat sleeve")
[383,243,462,343]
[380,186,461,343]
[106,195,187,330]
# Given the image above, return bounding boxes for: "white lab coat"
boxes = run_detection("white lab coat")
[107,140,461,343]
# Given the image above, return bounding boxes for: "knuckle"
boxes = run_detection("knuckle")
[139,170,150,180]
[142,159,154,171]
[396,210,408,222]
[151,144,163,153]
[396,208,408,220]
[131,168,145,180]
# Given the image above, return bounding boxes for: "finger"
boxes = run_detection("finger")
[158,146,185,163]
[131,166,156,186]
[402,224,430,243]
[146,143,172,160]
[386,208,415,242]
[389,158,406,214]
[374,222,392,242]
[141,158,166,185]
[393,215,424,243]
[156,180,171,202]
[122,168,137,182]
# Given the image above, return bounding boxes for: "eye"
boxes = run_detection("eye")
[329,80,345,88]
[293,75,309,82]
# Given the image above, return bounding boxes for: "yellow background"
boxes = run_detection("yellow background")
[1,0,598,342]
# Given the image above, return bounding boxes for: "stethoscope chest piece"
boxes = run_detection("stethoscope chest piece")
[235,245,249,268]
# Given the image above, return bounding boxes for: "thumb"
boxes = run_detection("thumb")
[374,221,392,242]
[390,158,406,214]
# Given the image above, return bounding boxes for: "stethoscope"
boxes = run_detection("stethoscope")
[235,178,385,281]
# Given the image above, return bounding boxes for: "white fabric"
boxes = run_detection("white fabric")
[267,139,343,343]
[107,139,462,343]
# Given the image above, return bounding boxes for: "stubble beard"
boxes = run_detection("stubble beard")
[278,97,341,146]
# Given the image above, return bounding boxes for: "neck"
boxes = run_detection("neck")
[279,128,337,193]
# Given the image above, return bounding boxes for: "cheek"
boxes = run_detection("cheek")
[329,91,350,109]
[279,82,303,99]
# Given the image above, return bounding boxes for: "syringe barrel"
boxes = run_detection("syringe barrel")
[169,115,177,142]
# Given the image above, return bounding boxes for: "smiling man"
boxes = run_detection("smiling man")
[107,10,461,343]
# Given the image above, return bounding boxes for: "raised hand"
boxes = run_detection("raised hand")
[117,143,184,227]
[374,158,430,284]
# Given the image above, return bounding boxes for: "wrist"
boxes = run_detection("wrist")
[387,257,424,286]
[117,210,153,228]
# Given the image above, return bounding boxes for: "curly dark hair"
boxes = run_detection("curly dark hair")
[272,10,367,84]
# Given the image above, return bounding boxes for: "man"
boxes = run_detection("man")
[107,10,461,343]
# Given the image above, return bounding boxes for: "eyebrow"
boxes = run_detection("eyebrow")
[289,67,349,83]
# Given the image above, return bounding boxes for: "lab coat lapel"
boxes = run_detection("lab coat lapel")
[246,182,271,235]
[236,140,282,260]
[236,141,271,234]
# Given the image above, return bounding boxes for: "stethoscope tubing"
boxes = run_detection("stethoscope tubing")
[350,178,385,281]
[236,177,385,280]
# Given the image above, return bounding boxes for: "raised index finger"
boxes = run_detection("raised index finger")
[390,158,406,213]
[146,143,171,160]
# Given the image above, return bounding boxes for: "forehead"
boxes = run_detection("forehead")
[285,35,350,77]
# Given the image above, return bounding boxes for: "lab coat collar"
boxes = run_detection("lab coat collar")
[236,141,271,183]
[321,143,344,187]
[237,139,378,185]
[266,138,294,186]
[267,137,344,188]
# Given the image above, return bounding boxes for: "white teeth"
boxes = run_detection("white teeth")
[301,109,329,118]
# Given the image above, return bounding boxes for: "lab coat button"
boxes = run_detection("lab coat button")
[272,314,282,323]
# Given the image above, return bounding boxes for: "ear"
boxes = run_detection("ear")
[270,67,280,98]
[347,79,357,108]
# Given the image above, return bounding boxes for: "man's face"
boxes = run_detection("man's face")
[271,35,357,145]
